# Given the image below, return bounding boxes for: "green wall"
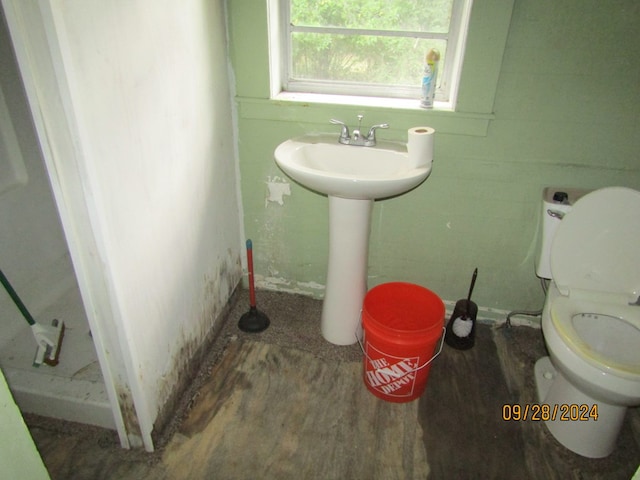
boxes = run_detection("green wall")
[228,0,640,316]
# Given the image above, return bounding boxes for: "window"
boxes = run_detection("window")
[270,0,473,108]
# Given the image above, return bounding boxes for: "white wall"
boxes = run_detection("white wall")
[2,0,242,450]
[50,0,243,445]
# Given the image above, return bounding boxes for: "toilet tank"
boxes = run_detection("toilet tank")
[536,187,591,279]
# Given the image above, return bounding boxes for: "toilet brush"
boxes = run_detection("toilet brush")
[445,268,478,350]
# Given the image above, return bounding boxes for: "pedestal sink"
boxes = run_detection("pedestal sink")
[274,133,433,345]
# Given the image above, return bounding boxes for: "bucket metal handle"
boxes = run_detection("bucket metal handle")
[355,323,446,374]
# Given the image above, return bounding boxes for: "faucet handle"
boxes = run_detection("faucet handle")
[330,118,350,141]
[366,123,389,141]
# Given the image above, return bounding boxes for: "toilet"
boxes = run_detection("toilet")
[534,186,640,458]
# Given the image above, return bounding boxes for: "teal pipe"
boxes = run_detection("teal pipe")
[0,269,36,326]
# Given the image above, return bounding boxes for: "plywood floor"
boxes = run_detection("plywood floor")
[25,289,640,479]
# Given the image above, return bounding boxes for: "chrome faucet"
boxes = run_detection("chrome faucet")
[330,115,389,147]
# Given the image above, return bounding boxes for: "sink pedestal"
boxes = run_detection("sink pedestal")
[321,196,373,345]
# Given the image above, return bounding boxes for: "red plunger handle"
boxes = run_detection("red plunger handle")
[246,239,256,308]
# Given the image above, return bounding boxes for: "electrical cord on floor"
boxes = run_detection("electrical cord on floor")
[504,278,548,328]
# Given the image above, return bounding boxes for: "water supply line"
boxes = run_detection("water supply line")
[504,278,548,328]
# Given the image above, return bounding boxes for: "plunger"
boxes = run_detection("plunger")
[238,239,270,333]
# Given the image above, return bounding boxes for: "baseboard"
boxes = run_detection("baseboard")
[444,300,541,328]
[6,369,114,429]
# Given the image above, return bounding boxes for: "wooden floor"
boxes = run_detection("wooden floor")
[25,290,640,479]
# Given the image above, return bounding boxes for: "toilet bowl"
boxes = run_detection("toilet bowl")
[534,186,640,458]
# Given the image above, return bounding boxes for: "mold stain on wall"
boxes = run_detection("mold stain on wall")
[152,249,242,441]
[117,386,144,448]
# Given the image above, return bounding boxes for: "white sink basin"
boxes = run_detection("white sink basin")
[274,133,431,200]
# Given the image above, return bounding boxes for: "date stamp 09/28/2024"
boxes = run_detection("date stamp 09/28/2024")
[502,403,599,422]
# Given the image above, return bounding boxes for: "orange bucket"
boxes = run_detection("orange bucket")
[361,282,445,403]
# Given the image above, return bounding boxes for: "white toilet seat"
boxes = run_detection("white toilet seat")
[550,294,640,380]
[551,186,640,298]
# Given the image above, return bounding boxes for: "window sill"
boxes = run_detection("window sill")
[274,91,455,112]
[236,93,494,137]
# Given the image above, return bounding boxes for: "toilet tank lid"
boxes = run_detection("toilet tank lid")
[551,187,640,297]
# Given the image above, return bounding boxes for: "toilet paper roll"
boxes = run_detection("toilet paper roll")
[407,126,435,168]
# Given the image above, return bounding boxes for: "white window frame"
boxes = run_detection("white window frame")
[268,0,473,110]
